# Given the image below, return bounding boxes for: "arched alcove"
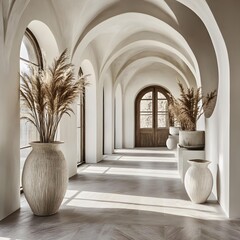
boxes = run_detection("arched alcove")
[122,64,184,148]
[27,21,59,62]
[174,0,230,216]
[81,59,100,163]
[135,85,171,147]
[19,20,59,183]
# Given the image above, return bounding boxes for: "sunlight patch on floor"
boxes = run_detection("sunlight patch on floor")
[65,190,79,198]
[0,237,22,240]
[81,166,109,174]
[114,148,175,155]
[79,166,180,178]
[106,167,179,178]
[65,191,225,221]
[118,156,176,162]
[103,155,122,161]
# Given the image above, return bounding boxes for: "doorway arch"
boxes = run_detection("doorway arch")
[135,85,170,147]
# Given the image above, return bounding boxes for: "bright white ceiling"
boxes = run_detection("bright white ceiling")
[29,0,219,106]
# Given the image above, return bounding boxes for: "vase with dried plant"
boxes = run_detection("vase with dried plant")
[20,49,89,216]
[167,82,217,149]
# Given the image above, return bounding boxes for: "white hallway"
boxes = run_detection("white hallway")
[0,0,240,235]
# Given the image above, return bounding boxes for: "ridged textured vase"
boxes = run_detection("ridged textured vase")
[22,142,68,216]
[184,159,213,204]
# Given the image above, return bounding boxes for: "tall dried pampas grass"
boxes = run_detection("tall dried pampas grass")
[20,49,89,143]
[168,81,216,131]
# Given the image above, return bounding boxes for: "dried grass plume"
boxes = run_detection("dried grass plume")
[20,49,89,143]
[167,81,217,131]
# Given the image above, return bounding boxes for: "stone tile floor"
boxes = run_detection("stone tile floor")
[0,149,239,240]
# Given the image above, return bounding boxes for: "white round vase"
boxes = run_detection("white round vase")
[22,142,68,216]
[166,135,177,150]
[184,159,213,203]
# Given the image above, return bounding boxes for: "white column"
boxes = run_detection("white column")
[103,77,114,154]
[0,51,20,220]
[115,84,123,149]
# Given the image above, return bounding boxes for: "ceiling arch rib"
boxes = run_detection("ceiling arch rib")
[115,51,193,84]
[73,13,200,84]
[99,40,197,88]
[114,56,190,94]
[104,30,196,72]
[72,0,180,56]
[98,14,197,71]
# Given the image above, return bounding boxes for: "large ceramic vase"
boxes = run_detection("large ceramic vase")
[184,159,213,203]
[166,135,177,150]
[179,130,205,149]
[166,127,180,150]
[22,142,68,216]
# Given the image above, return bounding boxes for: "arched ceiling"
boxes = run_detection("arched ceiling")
[72,12,200,87]
[49,0,220,116]
[115,56,190,93]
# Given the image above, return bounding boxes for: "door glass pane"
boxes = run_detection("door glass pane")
[142,91,152,99]
[140,100,152,111]
[140,113,152,128]
[140,91,153,128]
[158,114,168,128]
[158,99,167,111]
[158,92,165,99]
[157,91,168,128]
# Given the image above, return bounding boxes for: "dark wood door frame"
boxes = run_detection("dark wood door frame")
[135,85,170,147]
[81,89,86,162]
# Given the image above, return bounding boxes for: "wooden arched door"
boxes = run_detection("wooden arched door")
[135,86,170,147]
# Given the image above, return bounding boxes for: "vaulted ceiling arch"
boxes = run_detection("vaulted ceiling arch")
[72,12,201,95]
[99,40,197,87]
[114,56,190,94]
[71,0,179,56]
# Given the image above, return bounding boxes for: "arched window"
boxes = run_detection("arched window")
[135,86,170,147]
[77,67,85,165]
[20,28,42,187]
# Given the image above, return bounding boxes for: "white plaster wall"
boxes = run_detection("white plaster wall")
[204,0,240,218]
[204,39,229,216]
[123,67,184,148]
[59,106,78,177]
[0,46,21,221]
[0,0,85,220]
[0,1,64,220]
[178,0,231,217]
